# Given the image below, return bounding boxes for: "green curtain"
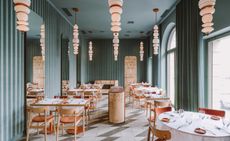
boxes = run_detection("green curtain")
[175,0,202,111]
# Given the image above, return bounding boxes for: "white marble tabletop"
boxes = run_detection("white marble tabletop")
[158,111,230,141]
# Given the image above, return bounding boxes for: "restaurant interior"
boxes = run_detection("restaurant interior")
[1,0,230,141]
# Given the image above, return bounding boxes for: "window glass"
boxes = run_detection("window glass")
[167,28,176,105]
[209,35,230,118]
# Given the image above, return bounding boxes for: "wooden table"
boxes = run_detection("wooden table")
[29,98,89,134]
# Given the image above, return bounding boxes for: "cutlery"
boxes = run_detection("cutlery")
[215,126,230,134]
[177,121,192,129]
[177,124,187,129]
[202,127,216,135]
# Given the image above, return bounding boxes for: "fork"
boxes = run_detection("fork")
[202,127,216,135]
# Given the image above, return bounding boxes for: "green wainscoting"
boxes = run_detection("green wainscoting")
[78,39,149,86]
[0,1,25,140]
[26,39,41,83]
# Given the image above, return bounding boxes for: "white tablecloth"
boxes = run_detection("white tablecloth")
[134,87,160,94]
[158,111,230,141]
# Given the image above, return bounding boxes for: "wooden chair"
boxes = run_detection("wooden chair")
[56,107,85,141]
[154,100,171,107]
[148,100,171,123]
[198,108,225,117]
[148,106,172,123]
[147,125,171,141]
[132,89,145,108]
[26,107,55,141]
[73,96,91,124]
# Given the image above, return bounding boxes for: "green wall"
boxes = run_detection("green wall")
[213,0,230,33]
[0,0,25,140]
[26,39,41,83]
[30,0,74,96]
[61,39,69,81]
[0,0,74,140]
[79,39,149,86]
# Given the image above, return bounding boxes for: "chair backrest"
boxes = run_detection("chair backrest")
[30,107,48,113]
[67,91,76,96]
[154,100,171,107]
[198,108,225,117]
[73,95,90,99]
[54,96,68,99]
[150,126,171,141]
[155,107,172,116]
[134,89,143,95]
[59,108,78,115]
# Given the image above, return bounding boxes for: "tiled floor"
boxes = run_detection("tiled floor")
[21,95,148,141]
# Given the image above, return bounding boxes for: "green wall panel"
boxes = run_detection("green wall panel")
[26,39,41,83]
[79,39,148,86]
[30,0,74,97]
[0,0,74,140]
[0,0,25,140]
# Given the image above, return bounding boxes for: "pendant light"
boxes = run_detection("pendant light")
[40,24,45,61]
[139,42,144,61]
[108,0,123,61]
[88,41,93,61]
[13,0,31,32]
[152,8,160,55]
[72,8,79,55]
[199,0,216,34]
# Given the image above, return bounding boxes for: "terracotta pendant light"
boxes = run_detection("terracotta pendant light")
[199,0,216,34]
[13,0,31,32]
[72,8,80,55]
[153,8,160,55]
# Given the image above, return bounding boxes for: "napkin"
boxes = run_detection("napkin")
[194,128,206,134]
[161,118,170,123]
[210,115,220,120]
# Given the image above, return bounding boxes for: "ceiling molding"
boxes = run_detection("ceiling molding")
[46,0,73,27]
[158,0,181,25]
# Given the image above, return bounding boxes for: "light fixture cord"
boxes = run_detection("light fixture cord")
[155,12,157,25]
[75,12,77,24]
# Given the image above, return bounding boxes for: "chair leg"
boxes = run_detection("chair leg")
[26,120,31,141]
[44,125,47,141]
[147,127,151,141]
[74,125,77,141]
[26,128,30,141]
[62,124,64,135]
[37,123,39,135]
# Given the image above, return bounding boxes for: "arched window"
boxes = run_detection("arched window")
[167,28,176,105]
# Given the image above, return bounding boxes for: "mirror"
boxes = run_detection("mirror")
[61,34,70,95]
[25,10,45,99]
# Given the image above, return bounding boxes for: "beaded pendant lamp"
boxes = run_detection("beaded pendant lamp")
[153,8,160,55]
[40,24,45,61]
[108,0,123,61]
[139,42,144,61]
[72,8,80,55]
[88,41,93,61]
[198,0,216,34]
[13,0,31,32]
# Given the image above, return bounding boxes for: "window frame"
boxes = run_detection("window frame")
[166,27,176,104]
[207,34,230,110]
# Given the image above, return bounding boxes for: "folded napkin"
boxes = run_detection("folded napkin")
[194,128,206,134]
[210,115,220,120]
[161,118,170,123]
